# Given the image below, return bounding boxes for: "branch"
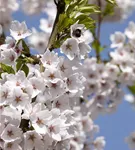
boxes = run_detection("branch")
[96,0,103,61]
[97,0,102,41]
[54,0,58,5]
[46,0,65,51]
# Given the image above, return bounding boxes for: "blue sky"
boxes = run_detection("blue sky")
[12,8,135,150]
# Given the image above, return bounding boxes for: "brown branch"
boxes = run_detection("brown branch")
[96,0,103,62]
[46,0,65,51]
[97,0,102,41]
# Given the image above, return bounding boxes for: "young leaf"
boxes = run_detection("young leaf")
[16,60,24,72]
[78,0,88,6]
[106,0,117,5]
[66,1,79,15]
[22,40,30,56]
[78,5,100,14]
[64,0,72,4]
[58,14,74,32]
[21,64,29,76]
[75,14,95,29]
[0,63,15,75]
[103,2,115,16]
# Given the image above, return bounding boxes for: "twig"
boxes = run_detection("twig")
[97,0,102,41]
[54,0,58,5]
[96,0,103,61]
[46,0,65,51]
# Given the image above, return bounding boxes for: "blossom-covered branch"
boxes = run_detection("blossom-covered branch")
[0,0,135,150]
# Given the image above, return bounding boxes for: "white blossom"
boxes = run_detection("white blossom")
[110,32,125,48]
[10,21,31,40]
[46,118,62,141]
[93,136,106,150]
[1,124,22,142]
[125,94,135,106]
[10,87,30,108]
[39,18,53,34]
[4,141,22,150]
[24,131,44,150]
[126,132,135,150]
[60,38,79,60]
[28,29,49,54]
[125,21,135,39]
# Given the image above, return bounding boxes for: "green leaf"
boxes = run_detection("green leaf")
[78,0,88,6]
[62,17,74,29]
[21,64,29,76]
[58,14,74,32]
[22,40,30,56]
[78,5,100,14]
[16,60,24,72]
[0,63,15,76]
[64,0,72,4]
[106,0,117,5]
[65,0,88,6]
[75,14,95,29]
[66,1,79,15]
[103,2,115,16]
[129,85,135,94]
[75,14,93,22]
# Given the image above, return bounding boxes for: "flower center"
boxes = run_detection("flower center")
[49,125,54,132]
[2,91,8,99]
[51,83,57,89]
[28,134,36,142]
[7,130,14,137]
[48,73,55,80]
[36,118,44,125]
[7,142,13,148]
[55,101,61,108]
[15,96,22,103]
[66,44,72,51]
[60,65,66,72]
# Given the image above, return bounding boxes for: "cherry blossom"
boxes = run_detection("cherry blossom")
[0,0,135,150]
[126,132,135,150]
[60,38,80,60]
[10,21,31,41]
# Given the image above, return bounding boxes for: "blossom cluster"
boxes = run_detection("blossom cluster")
[82,21,135,118]
[0,0,135,150]
[0,20,106,150]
